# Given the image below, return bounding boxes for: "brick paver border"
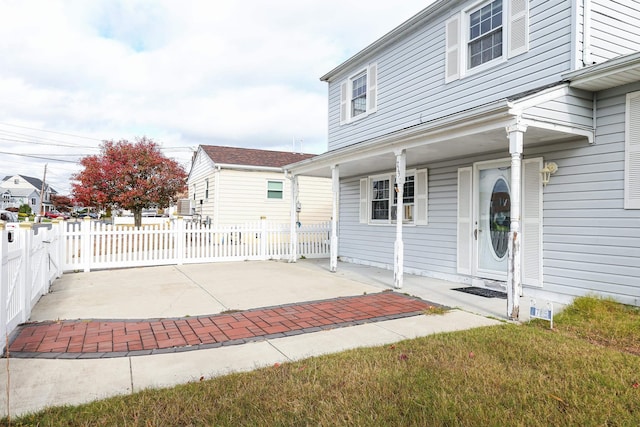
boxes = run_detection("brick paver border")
[6,291,439,359]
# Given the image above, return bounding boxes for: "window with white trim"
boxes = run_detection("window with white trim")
[468,0,503,68]
[267,180,284,200]
[445,0,529,82]
[625,91,640,209]
[360,170,428,225]
[205,178,209,200]
[340,63,377,125]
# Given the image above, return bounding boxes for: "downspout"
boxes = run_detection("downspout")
[286,171,299,263]
[213,165,221,227]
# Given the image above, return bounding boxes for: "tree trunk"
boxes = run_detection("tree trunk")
[134,207,143,228]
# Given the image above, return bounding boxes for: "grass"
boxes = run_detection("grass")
[2,296,639,426]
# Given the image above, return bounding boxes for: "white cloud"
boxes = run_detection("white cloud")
[0,0,431,194]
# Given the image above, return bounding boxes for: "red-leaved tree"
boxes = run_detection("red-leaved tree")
[51,194,73,213]
[72,137,187,227]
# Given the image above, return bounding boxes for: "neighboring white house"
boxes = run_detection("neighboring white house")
[287,0,640,316]
[0,174,57,213]
[187,145,332,226]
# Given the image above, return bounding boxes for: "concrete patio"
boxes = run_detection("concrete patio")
[1,259,516,418]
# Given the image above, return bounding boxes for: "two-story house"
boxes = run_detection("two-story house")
[0,174,57,213]
[188,145,333,227]
[287,0,640,318]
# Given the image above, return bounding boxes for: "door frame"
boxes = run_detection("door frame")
[472,158,512,281]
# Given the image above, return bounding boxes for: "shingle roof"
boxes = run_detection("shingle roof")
[1,175,57,194]
[200,145,316,168]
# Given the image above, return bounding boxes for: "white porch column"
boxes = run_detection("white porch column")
[289,173,299,263]
[330,165,339,272]
[394,150,406,289]
[506,122,527,320]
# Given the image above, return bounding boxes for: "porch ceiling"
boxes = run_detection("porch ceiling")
[287,84,593,179]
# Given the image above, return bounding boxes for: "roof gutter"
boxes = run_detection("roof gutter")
[214,163,284,173]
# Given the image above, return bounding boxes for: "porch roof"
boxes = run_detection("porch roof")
[286,84,593,179]
[564,52,640,92]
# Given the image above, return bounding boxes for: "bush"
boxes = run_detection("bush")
[18,204,32,214]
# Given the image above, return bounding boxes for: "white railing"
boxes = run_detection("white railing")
[1,222,63,351]
[63,218,331,272]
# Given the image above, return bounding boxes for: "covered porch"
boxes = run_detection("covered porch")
[286,83,594,320]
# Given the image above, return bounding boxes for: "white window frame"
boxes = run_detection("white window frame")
[361,170,427,225]
[339,63,378,125]
[266,180,284,200]
[445,0,529,82]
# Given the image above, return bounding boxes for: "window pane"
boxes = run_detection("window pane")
[351,72,368,117]
[371,179,390,220]
[267,181,283,199]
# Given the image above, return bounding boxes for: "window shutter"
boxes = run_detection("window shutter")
[625,92,640,209]
[522,158,543,287]
[415,169,428,225]
[359,178,368,223]
[340,81,348,125]
[457,167,472,275]
[367,63,377,113]
[445,15,460,82]
[507,0,529,58]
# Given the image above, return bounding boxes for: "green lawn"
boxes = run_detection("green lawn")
[2,296,639,426]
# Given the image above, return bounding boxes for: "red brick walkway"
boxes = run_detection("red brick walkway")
[6,292,436,359]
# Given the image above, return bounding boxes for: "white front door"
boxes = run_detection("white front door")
[474,160,511,281]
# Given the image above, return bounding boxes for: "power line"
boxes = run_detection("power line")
[0,122,103,141]
[0,151,80,163]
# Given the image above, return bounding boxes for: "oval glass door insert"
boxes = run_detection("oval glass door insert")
[489,177,510,259]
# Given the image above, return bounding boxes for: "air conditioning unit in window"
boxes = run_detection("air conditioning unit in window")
[177,199,194,216]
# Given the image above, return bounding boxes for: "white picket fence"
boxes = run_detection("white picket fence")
[64,218,330,272]
[1,222,64,351]
[1,218,330,351]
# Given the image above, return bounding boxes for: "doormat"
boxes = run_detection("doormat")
[452,287,507,299]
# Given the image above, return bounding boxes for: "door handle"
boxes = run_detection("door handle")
[474,229,482,240]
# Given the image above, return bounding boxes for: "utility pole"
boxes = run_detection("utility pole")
[38,164,47,217]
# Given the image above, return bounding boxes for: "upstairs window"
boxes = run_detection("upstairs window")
[468,0,503,69]
[351,72,368,118]
[340,63,377,125]
[445,0,529,82]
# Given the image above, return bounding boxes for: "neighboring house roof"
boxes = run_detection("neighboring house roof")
[200,145,316,168]
[1,174,58,194]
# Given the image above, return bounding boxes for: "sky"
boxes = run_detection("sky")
[0,0,432,195]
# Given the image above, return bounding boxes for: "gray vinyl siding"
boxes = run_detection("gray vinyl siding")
[522,89,594,128]
[337,83,640,305]
[327,0,574,151]
[589,0,640,64]
[530,82,640,305]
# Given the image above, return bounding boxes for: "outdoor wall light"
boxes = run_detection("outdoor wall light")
[540,162,558,186]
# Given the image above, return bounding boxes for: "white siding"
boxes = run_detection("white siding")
[297,176,333,224]
[187,150,216,221]
[217,170,290,225]
[215,170,332,226]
